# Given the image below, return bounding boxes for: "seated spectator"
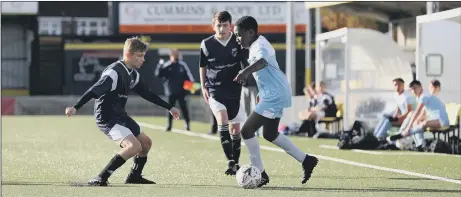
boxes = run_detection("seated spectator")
[418,80,442,124]
[374,78,417,140]
[297,81,337,136]
[309,81,338,121]
[298,83,318,120]
[387,80,449,151]
[429,79,441,96]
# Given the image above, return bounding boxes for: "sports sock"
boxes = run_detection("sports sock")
[219,124,233,161]
[243,136,264,172]
[98,154,126,180]
[272,134,307,163]
[129,155,147,177]
[231,134,241,164]
[390,133,404,141]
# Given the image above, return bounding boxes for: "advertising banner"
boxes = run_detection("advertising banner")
[119,2,309,33]
[1,2,38,15]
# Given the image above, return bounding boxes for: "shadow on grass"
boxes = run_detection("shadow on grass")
[2,181,137,188]
[4,181,460,193]
[259,186,461,193]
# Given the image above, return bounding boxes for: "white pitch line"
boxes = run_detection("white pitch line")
[138,122,461,185]
[319,144,461,157]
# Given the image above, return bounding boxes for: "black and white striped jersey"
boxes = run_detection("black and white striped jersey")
[199,33,248,100]
[73,60,172,130]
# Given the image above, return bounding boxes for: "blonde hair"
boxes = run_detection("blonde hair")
[123,36,148,54]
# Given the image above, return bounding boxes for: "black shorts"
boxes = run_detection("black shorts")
[209,97,246,123]
[97,116,141,141]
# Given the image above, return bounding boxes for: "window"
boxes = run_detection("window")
[425,54,443,77]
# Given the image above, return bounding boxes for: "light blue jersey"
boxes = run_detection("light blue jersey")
[418,92,449,127]
[248,36,291,119]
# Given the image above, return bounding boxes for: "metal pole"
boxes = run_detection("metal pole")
[286,1,296,95]
[388,22,393,39]
[344,36,350,130]
[305,7,311,87]
[426,2,440,14]
[315,8,321,84]
[107,2,113,35]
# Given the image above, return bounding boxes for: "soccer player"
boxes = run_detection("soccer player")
[199,11,247,175]
[233,16,319,187]
[65,37,181,186]
[387,80,449,150]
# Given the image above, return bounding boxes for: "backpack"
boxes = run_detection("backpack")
[337,121,376,149]
[448,136,461,155]
[428,140,450,154]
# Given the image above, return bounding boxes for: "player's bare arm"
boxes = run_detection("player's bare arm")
[233,58,267,83]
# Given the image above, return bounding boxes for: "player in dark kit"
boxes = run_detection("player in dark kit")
[199,11,248,175]
[65,37,181,186]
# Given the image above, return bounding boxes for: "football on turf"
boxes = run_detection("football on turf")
[236,164,262,189]
[396,137,414,150]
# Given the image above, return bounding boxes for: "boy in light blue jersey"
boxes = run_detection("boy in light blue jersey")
[387,80,449,150]
[233,16,318,188]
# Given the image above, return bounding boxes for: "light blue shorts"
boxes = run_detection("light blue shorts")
[255,102,284,119]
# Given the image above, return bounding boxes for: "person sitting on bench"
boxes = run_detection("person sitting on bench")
[298,83,318,120]
[374,78,416,140]
[387,80,449,151]
[298,81,337,135]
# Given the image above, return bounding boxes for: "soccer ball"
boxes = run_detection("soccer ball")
[396,137,414,150]
[236,164,262,189]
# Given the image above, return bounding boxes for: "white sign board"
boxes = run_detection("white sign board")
[119,2,309,25]
[1,2,38,15]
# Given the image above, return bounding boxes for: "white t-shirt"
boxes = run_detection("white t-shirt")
[393,91,416,114]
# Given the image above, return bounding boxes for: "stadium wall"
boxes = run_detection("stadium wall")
[2,95,213,123]
[62,35,314,96]
[1,95,310,126]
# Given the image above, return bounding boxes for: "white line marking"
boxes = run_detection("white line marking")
[138,122,461,185]
[319,145,461,157]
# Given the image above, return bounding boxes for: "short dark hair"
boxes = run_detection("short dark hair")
[235,16,258,34]
[311,82,316,89]
[392,78,404,84]
[213,11,232,24]
[431,79,441,88]
[409,80,422,88]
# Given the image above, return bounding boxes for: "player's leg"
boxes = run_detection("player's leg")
[177,94,191,131]
[208,97,234,175]
[306,111,318,120]
[259,108,318,185]
[410,119,441,150]
[166,95,178,131]
[208,114,218,135]
[124,118,156,184]
[89,124,142,186]
[228,103,246,173]
[229,123,241,171]
[374,111,395,139]
[240,112,265,183]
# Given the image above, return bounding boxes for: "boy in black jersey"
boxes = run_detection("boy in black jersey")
[199,11,248,175]
[65,37,181,186]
